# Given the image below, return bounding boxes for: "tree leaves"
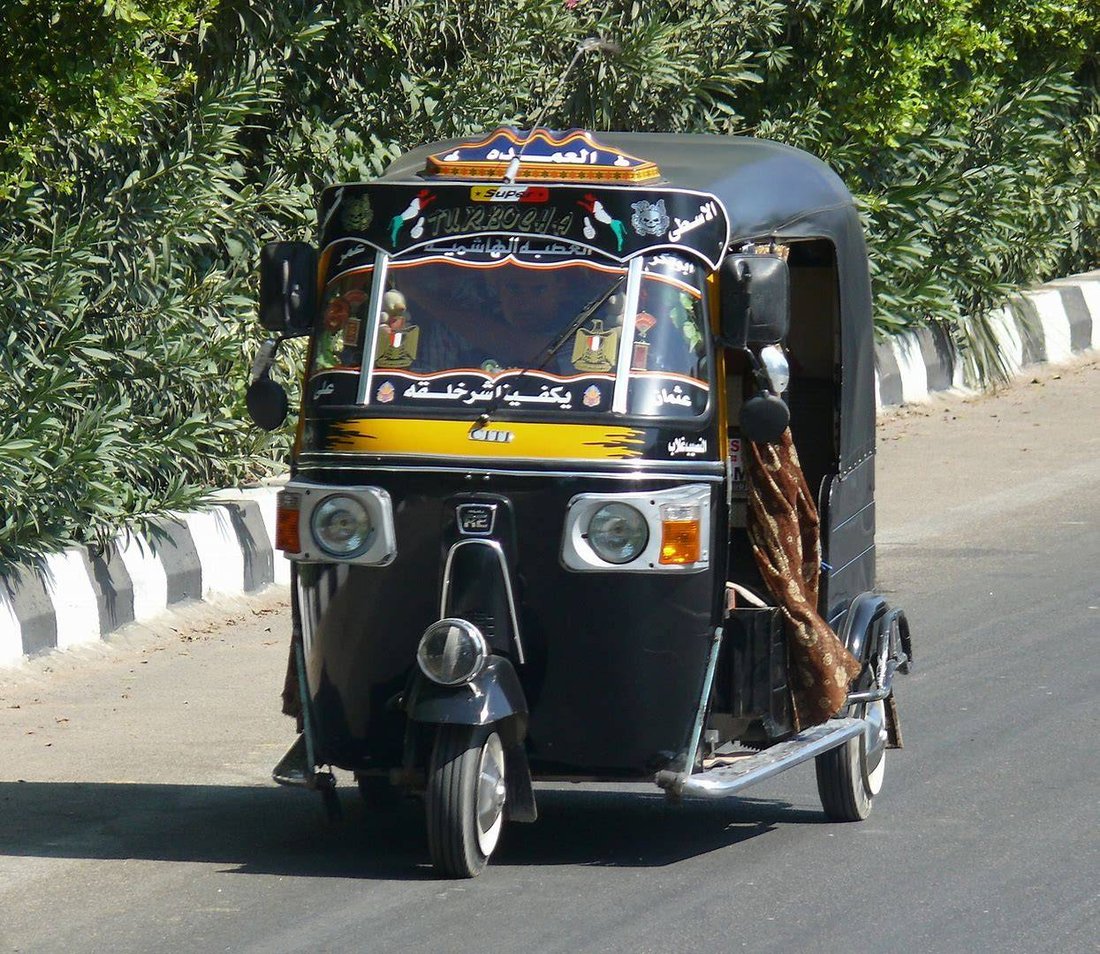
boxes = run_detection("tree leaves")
[0,0,1097,565]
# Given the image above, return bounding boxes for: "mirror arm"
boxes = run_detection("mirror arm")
[740,345,780,396]
[282,259,292,329]
[714,339,772,392]
[250,337,284,384]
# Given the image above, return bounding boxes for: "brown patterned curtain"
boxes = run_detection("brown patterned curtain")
[746,429,861,729]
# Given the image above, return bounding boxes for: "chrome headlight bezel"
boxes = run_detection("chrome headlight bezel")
[280,481,397,566]
[561,484,712,574]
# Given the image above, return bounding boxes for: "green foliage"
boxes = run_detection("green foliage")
[0,0,214,197]
[744,0,1100,379]
[0,67,307,564]
[1,0,1098,565]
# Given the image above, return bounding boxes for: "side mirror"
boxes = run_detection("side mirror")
[718,253,790,348]
[259,241,318,336]
[739,392,790,444]
[246,375,289,431]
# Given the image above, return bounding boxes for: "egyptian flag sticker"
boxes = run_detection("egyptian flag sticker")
[571,320,619,373]
[375,324,420,368]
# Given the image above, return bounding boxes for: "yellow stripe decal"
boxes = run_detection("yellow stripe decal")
[327,418,647,460]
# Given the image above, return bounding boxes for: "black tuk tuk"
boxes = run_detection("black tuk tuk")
[249,128,913,878]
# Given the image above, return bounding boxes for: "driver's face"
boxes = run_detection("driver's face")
[498,269,562,324]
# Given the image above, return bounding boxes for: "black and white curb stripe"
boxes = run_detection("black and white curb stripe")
[0,488,288,665]
[3,274,1096,663]
[875,270,1099,406]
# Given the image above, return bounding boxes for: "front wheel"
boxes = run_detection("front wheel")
[426,724,507,878]
[815,698,888,821]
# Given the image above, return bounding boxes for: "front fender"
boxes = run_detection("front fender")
[406,656,527,732]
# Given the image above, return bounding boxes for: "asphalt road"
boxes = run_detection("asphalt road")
[2,358,1098,954]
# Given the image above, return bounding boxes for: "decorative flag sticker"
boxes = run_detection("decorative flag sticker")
[571,320,619,373]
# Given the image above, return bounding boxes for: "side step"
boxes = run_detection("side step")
[272,733,341,821]
[655,718,865,798]
[272,734,312,787]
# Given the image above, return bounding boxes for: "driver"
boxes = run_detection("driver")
[491,268,569,371]
[487,266,621,375]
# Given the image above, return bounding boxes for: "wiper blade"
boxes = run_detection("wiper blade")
[470,273,627,432]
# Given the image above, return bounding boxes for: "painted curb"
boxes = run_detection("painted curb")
[0,490,288,667]
[874,270,1100,407]
[3,272,1096,666]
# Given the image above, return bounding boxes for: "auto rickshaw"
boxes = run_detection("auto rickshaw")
[247,127,913,878]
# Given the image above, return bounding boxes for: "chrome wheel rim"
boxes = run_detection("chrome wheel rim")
[475,733,506,856]
[862,698,887,796]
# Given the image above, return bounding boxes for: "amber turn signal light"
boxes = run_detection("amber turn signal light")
[275,491,302,553]
[659,503,701,565]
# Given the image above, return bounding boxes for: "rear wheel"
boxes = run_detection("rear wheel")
[815,698,888,821]
[426,724,506,878]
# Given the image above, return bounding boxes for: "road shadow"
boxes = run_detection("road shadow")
[495,786,817,868]
[0,780,818,879]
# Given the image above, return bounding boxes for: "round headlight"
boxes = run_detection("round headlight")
[417,618,489,686]
[587,503,648,564]
[311,494,372,557]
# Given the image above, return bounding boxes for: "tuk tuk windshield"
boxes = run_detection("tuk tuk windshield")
[311,248,710,418]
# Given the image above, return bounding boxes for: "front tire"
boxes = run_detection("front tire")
[815,698,888,821]
[426,724,507,878]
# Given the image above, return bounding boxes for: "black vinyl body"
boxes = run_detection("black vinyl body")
[296,464,725,778]
[286,131,889,782]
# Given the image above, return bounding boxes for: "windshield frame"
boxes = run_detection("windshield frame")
[326,247,713,423]
[355,249,392,404]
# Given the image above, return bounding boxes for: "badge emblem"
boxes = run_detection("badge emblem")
[571,319,619,373]
[374,323,420,368]
[468,427,514,444]
[343,195,374,231]
[376,381,395,404]
[630,199,669,237]
[582,384,601,408]
[456,503,497,536]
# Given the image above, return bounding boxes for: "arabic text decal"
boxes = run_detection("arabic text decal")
[426,127,661,183]
[321,183,731,270]
[369,370,615,414]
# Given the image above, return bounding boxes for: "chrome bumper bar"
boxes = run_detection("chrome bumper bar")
[655,717,865,799]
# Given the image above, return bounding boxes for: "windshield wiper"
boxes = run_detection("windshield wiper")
[470,273,628,433]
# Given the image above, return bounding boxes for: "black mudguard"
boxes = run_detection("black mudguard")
[406,655,536,821]
[406,655,528,733]
[839,591,890,673]
[839,592,912,747]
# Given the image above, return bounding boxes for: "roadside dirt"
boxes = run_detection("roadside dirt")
[877,354,1100,543]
